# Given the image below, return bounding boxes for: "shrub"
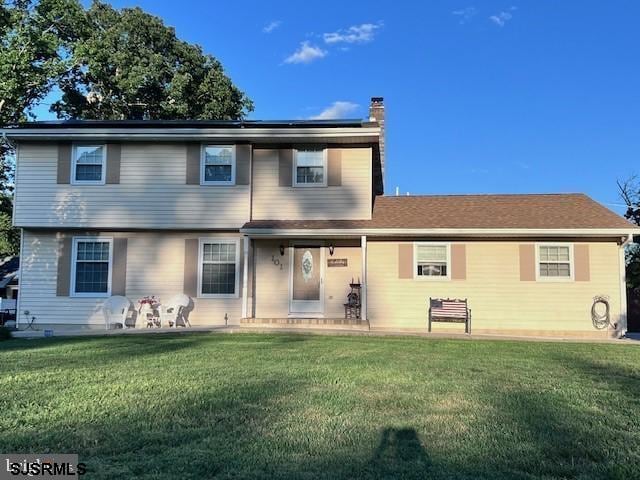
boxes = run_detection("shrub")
[0,326,12,341]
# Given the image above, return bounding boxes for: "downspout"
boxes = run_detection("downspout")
[618,232,634,337]
[3,134,21,329]
[15,229,23,329]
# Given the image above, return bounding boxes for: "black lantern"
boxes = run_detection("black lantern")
[328,244,335,256]
[279,244,285,256]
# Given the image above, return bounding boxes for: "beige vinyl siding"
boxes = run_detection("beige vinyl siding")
[367,241,622,337]
[253,240,362,318]
[252,148,372,220]
[254,241,290,318]
[324,246,362,317]
[15,143,249,229]
[20,230,244,326]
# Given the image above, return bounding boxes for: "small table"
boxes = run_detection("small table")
[139,305,161,328]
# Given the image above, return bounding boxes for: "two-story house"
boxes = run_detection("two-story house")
[3,97,638,338]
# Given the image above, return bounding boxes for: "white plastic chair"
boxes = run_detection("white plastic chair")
[159,294,191,328]
[103,296,133,330]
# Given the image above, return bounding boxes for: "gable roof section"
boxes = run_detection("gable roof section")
[370,194,633,229]
[242,194,636,234]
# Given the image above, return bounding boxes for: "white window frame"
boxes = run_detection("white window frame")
[70,236,113,297]
[197,238,241,298]
[413,242,451,281]
[71,144,106,185]
[535,242,575,282]
[200,144,236,186]
[293,147,328,187]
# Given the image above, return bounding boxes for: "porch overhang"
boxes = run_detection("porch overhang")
[240,224,640,241]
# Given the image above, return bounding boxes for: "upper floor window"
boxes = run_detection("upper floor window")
[537,244,573,280]
[72,145,106,185]
[198,238,240,298]
[71,237,113,297]
[415,243,450,280]
[293,148,327,187]
[201,145,235,185]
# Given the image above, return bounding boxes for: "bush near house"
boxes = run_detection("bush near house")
[0,333,638,479]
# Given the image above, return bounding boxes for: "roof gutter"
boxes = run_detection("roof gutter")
[0,126,380,142]
[240,227,640,238]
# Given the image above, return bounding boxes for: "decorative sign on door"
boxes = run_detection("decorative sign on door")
[327,258,348,267]
[301,250,314,282]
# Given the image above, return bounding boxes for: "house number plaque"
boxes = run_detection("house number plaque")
[327,258,348,267]
[271,255,284,270]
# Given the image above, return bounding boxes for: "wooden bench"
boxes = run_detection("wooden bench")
[428,298,471,334]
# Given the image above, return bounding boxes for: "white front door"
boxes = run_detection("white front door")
[289,245,324,315]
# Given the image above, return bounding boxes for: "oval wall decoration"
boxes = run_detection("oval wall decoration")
[302,250,313,282]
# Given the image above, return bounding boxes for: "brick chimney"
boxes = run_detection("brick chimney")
[369,96,385,193]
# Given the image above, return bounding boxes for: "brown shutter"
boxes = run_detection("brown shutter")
[574,244,590,281]
[56,235,72,296]
[105,143,121,184]
[327,149,342,186]
[184,239,199,297]
[278,149,293,187]
[111,238,128,295]
[398,243,414,279]
[57,142,72,184]
[519,244,536,281]
[186,143,201,185]
[451,244,467,280]
[236,144,251,185]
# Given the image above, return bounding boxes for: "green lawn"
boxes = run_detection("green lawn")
[1,333,639,479]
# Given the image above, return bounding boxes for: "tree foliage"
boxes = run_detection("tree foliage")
[0,0,83,255]
[0,0,254,256]
[0,193,19,255]
[618,177,640,290]
[52,1,253,120]
[1,0,83,188]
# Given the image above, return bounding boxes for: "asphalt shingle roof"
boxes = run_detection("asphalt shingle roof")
[243,194,634,231]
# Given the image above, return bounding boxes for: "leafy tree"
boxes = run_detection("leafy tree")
[1,0,83,185]
[0,0,83,255]
[618,177,640,289]
[0,193,19,255]
[52,1,253,120]
[0,0,253,256]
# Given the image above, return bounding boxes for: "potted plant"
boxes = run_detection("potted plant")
[137,296,160,327]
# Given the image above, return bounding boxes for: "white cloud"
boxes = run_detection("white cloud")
[263,20,281,33]
[489,6,516,27]
[284,42,327,64]
[309,101,360,120]
[323,23,382,44]
[452,7,477,24]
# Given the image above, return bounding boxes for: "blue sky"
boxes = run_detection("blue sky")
[34,1,640,213]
